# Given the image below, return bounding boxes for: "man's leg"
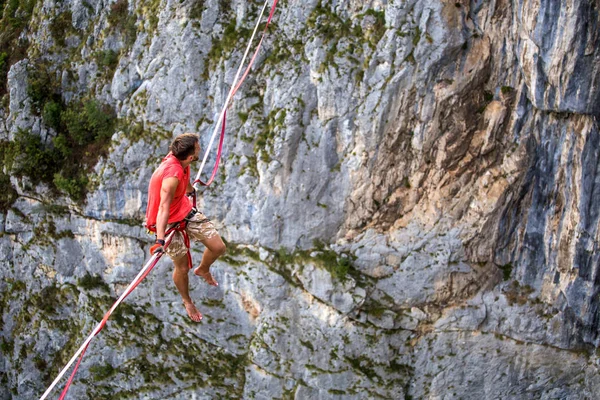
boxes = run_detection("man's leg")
[194,234,226,286]
[172,254,202,322]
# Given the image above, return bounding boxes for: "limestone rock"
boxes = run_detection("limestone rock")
[2,0,600,398]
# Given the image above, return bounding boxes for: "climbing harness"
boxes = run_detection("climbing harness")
[148,201,198,270]
[39,0,279,398]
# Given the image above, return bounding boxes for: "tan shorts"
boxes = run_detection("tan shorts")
[165,211,219,260]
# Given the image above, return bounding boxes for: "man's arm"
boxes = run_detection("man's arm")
[186,181,195,195]
[156,177,179,241]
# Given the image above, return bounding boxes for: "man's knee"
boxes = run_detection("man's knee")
[201,235,226,257]
[215,241,226,257]
[173,255,189,272]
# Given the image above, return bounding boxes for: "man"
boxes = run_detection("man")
[145,133,226,322]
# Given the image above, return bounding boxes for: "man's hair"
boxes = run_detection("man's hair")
[170,133,199,160]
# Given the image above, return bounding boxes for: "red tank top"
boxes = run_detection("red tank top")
[145,153,193,228]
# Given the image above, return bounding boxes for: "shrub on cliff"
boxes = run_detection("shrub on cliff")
[8,98,116,202]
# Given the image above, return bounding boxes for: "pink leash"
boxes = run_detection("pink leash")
[195,0,279,187]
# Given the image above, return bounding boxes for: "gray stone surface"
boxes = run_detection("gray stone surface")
[1,0,600,399]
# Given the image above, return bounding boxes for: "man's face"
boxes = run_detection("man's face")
[191,143,200,162]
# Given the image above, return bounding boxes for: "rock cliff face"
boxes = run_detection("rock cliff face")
[1,0,600,398]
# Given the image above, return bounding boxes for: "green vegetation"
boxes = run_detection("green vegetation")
[303,3,388,80]
[49,11,74,47]
[412,26,421,46]
[389,359,413,374]
[0,61,118,202]
[33,355,47,370]
[6,129,59,183]
[364,9,386,48]
[222,240,355,283]
[346,355,379,380]
[31,284,76,316]
[307,3,361,73]
[275,246,295,265]
[312,240,352,279]
[203,19,251,79]
[219,240,261,266]
[0,169,18,212]
[501,85,514,94]
[0,0,37,95]
[241,154,259,178]
[24,218,75,250]
[498,263,513,281]
[366,306,387,318]
[254,108,286,163]
[264,37,305,68]
[237,112,248,124]
[108,0,129,27]
[203,298,225,309]
[0,51,8,86]
[344,353,412,390]
[0,338,14,355]
[93,48,121,81]
[307,3,360,40]
[484,90,494,102]
[63,100,115,145]
[7,102,115,201]
[270,239,354,281]
[90,363,117,381]
[78,274,110,292]
[139,0,161,36]
[189,0,205,19]
[300,339,315,351]
[505,280,535,306]
[108,0,137,48]
[3,0,37,29]
[95,49,119,72]
[1,276,249,397]
[3,61,117,202]
[476,88,496,114]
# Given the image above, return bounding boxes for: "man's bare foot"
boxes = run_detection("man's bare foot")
[183,301,202,322]
[194,266,219,286]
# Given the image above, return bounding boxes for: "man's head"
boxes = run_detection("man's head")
[171,133,200,162]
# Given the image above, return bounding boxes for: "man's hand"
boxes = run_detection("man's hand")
[150,239,165,255]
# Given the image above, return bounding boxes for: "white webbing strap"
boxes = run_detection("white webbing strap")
[193,0,271,189]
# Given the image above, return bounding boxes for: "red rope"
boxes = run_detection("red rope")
[57,342,89,400]
[194,110,227,187]
[57,224,181,399]
[195,0,279,187]
[231,0,279,97]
